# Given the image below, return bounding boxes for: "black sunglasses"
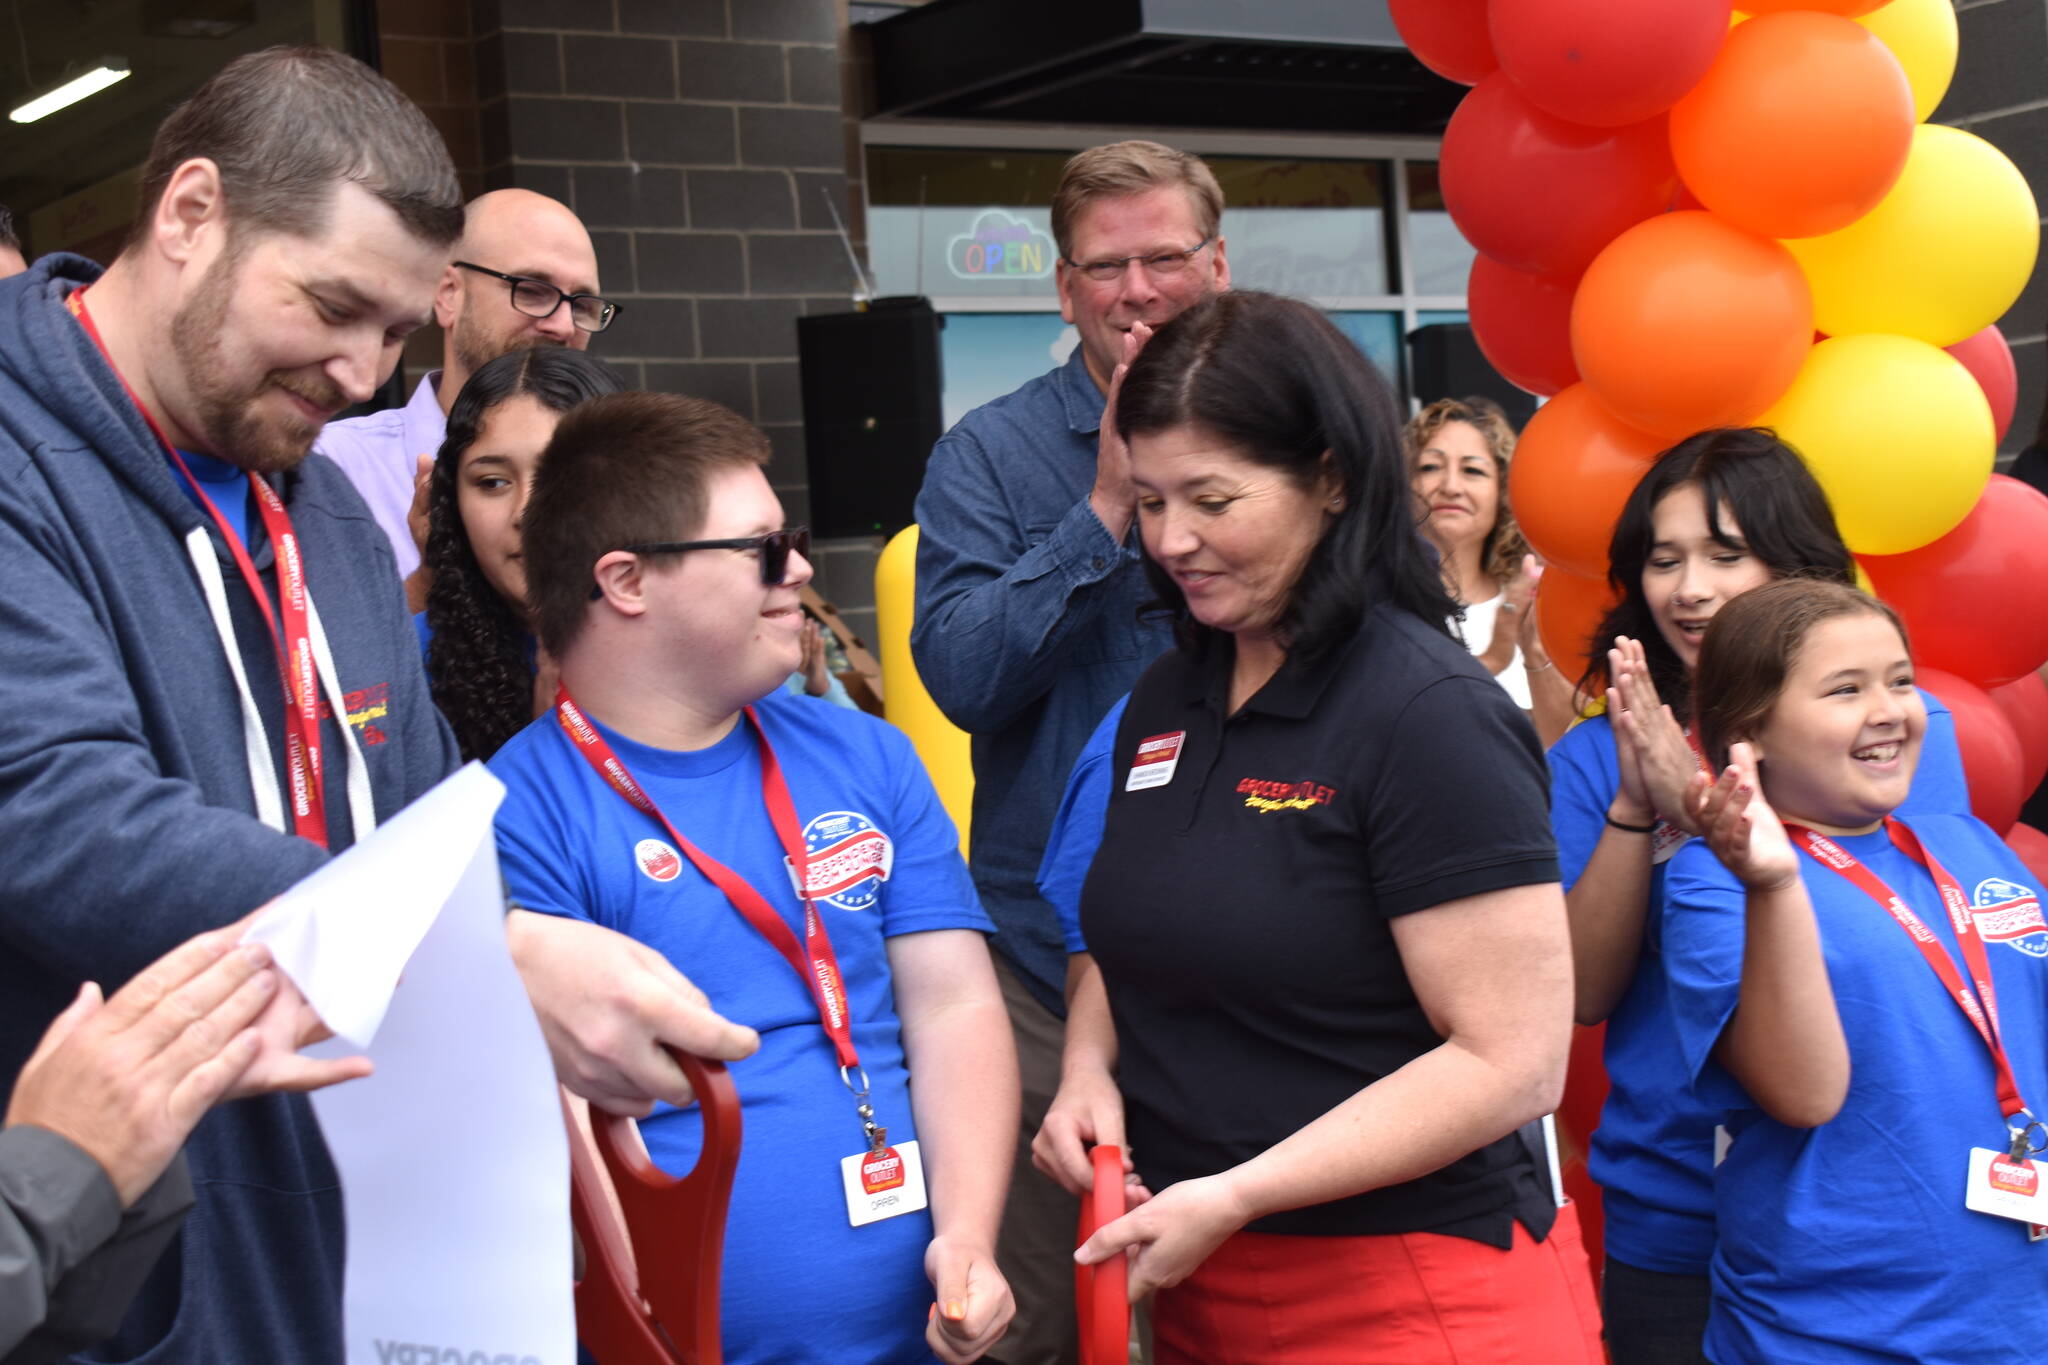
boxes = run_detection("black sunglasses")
[616,526,812,587]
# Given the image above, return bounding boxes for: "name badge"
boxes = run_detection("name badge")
[1965,1147,2048,1237]
[1126,731,1186,792]
[841,1139,928,1227]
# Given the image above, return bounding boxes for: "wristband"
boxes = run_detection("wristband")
[1605,813,1658,834]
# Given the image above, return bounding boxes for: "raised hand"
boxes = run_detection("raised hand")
[1480,554,1542,675]
[1687,741,1800,893]
[1088,320,1155,543]
[1610,636,1703,832]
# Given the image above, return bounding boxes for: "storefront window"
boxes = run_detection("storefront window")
[1404,162,1474,297]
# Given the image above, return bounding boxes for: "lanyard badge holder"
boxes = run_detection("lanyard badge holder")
[554,691,927,1229]
[1793,820,2048,1240]
[569,1048,741,1365]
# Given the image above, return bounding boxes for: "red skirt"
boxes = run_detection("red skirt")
[1152,1201,1604,1365]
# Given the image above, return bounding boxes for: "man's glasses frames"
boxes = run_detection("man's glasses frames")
[454,261,621,334]
[1062,237,1216,284]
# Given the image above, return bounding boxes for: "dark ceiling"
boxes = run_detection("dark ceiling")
[0,1,344,252]
[862,0,1462,135]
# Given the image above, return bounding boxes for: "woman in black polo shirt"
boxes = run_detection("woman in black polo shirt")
[1040,292,1598,1364]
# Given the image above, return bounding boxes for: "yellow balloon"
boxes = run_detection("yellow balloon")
[1760,334,1993,555]
[1784,125,2038,346]
[874,525,974,854]
[1856,0,1957,121]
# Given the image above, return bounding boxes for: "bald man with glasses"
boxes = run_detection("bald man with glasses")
[316,188,620,597]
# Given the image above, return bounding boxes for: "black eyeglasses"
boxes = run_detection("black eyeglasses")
[454,261,621,333]
[1062,237,1215,284]
[620,527,811,586]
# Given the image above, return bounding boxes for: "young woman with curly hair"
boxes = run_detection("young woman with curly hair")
[422,347,626,760]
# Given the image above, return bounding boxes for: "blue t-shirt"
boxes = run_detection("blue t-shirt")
[1037,693,1128,954]
[490,696,991,1365]
[1664,813,2048,1365]
[1549,693,1969,1275]
[170,447,258,551]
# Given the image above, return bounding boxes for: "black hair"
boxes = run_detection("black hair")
[424,348,626,760]
[0,204,18,255]
[1582,427,1855,722]
[1113,290,1456,661]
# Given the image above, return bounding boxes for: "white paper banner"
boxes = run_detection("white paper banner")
[248,763,574,1365]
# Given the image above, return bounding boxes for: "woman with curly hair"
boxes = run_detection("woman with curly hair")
[1405,397,1573,743]
[423,347,626,760]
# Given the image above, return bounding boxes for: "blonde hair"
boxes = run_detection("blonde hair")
[1050,141,1224,259]
[1403,397,1529,589]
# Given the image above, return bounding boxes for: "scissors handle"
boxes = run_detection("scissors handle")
[1074,1144,1131,1365]
[572,1049,742,1365]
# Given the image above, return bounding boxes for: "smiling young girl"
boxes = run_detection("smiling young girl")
[1545,428,1971,1363]
[1665,578,2048,1364]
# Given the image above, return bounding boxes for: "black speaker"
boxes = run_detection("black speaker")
[798,298,944,539]
[1406,323,1537,429]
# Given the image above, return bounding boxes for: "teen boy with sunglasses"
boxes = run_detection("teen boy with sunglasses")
[488,391,1019,1365]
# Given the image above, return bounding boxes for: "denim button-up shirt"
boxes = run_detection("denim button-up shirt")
[912,347,1175,1013]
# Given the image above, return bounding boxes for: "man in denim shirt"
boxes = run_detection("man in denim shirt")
[912,141,1229,1363]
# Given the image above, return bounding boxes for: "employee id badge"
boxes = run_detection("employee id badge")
[1126,731,1187,792]
[1965,1148,2048,1235]
[841,1139,928,1227]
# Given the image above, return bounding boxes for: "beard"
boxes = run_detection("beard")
[168,247,346,475]
[449,293,565,385]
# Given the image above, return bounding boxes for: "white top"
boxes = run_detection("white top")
[1451,589,1533,709]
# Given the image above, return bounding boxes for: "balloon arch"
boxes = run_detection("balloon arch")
[1393,0,2048,840]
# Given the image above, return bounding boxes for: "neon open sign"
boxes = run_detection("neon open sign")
[946,209,1056,281]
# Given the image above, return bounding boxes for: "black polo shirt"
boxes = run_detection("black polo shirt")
[1080,603,1560,1244]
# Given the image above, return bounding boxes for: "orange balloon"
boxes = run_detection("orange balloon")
[1671,13,1913,239]
[1571,211,1812,439]
[1744,0,1886,13]
[1535,565,1621,687]
[1509,383,1665,579]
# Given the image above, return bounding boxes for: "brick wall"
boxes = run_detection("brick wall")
[387,0,883,642]
[1947,0,2048,459]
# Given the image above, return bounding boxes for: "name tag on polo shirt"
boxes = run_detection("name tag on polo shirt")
[1126,731,1187,792]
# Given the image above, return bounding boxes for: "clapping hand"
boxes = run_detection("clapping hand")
[1686,741,1800,893]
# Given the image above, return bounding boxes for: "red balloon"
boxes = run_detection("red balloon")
[2005,823,2048,886]
[1945,325,2018,445]
[1491,0,1732,127]
[1861,476,2048,689]
[1391,0,1499,85]
[1991,672,2048,795]
[1917,665,2027,833]
[1469,255,1581,397]
[1440,73,1682,277]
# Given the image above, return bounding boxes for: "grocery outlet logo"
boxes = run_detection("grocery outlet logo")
[947,210,1055,280]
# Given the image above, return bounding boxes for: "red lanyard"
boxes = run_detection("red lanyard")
[553,689,861,1074]
[1791,818,2032,1133]
[66,288,329,848]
